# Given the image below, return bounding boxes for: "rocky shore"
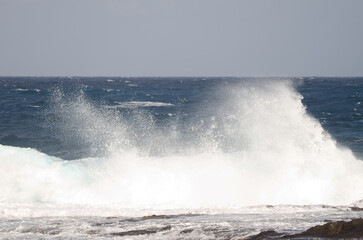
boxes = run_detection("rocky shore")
[244,218,363,239]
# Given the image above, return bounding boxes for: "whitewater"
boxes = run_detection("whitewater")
[0,77,362,239]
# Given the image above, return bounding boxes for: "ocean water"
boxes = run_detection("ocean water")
[0,77,362,239]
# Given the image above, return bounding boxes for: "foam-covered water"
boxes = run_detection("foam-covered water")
[0,77,362,238]
[1,205,362,239]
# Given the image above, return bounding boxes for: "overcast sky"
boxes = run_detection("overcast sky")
[0,0,362,77]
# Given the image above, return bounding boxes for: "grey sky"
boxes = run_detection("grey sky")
[0,0,362,77]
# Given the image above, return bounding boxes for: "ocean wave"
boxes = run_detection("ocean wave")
[15,88,41,92]
[1,80,362,210]
[107,101,175,108]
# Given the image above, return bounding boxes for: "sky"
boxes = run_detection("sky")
[0,0,363,77]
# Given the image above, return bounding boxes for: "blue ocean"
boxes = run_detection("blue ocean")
[0,77,362,239]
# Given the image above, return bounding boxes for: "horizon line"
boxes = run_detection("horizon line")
[1,75,363,78]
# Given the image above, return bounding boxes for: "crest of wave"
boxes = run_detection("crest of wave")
[0,80,362,208]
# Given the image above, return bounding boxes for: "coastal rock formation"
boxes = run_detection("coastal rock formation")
[351,207,363,211]
[288,218,363,239]
[243,218,363,239]
[110,225,171,237]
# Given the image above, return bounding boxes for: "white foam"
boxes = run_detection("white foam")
[102,88,114,92]
[15,88,40,92]
[110,101,174,108]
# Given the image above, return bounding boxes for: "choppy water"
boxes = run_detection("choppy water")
[0,77,362,239]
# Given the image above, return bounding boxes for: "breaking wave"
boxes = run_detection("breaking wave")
[1,80,362,209]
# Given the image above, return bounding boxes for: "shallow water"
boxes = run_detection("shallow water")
[1,205,363,239]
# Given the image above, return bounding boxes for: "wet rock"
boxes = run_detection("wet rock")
[142,214,173,220]
[110,225,171,236]
[351,207,363,211]
[287,218,363,238]
[48,230,61,235]
[180,228,194,234]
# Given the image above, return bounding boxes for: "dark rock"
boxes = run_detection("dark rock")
[180,228,194,234]
[110,225,171,236]
[351,207,363,211]
[287,218,363,238]
[48,230,61,235]
[142,214,173,220]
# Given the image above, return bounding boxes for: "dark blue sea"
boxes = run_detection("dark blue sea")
[1,77,362,159]
[0,77,362,239]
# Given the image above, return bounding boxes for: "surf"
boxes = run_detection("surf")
[0,79,362,209]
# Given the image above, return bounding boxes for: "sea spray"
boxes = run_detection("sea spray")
[0,80,362,208]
